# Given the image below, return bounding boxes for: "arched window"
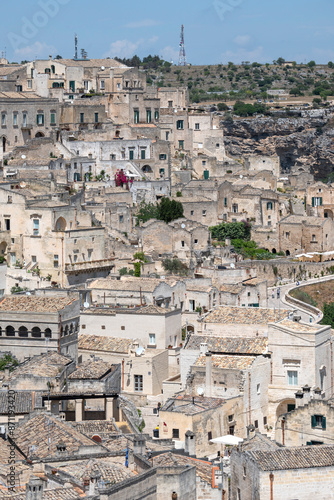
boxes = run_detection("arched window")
[0,326,2,336]
[267,202,273,210]
[31,327,41,338]
[64,325,69,336]
[45,328,52,338]
[69,323,73,333]
[286,250,290,257]
[6,326,15,337]
[18,326,28,337]
[55,217,66,232]
[51,65,55,74]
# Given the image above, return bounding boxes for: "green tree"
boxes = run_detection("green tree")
[0,354,18,371]
[321,303,334,328]
[162,258,189,276]
[210,221,251,242]
[218,102,229,111]
[136,201,159,225]
[276,57,286,65]
[158,198,184,224]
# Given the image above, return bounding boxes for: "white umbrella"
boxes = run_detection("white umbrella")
[210,435,243,446]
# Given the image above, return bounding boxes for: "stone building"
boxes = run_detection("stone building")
[230,444,334,500]
[0,92,60,157]
[0,291,79,360]
[136,218,211,261]
[78,335,169,396]
[80,304,182,350]
[280,214,334,255]
[275,398,334,447]
[267,319,332,430]
[306,181,334,219]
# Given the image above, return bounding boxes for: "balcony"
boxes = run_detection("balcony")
[65,258,115,274]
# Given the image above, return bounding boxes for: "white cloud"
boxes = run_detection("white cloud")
[125,19,160,29]
[14,41,56,58]
[160,46,179,64]
[105,36,160,59]
[233,35,251,46]
[221,46,264,64]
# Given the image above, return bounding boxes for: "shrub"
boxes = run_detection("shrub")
[290,289,317,307]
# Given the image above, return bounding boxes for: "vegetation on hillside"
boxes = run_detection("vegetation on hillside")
[321,303,334,328]
[289,288,318,307]
[136,198,184,225]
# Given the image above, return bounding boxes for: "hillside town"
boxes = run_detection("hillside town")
[0,48,334,500]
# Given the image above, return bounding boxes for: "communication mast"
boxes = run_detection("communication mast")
[178,25,187,66]
[74,34,78,60]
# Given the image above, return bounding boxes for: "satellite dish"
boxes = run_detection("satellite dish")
[136,346,145,356]
[181,223,185,229]
[21,155,26,159]
[230,263,235,269]
[197,387,204,396]
[83,302,90,308]
[26,292,31,296]
[101,66,105,70]
[240,175,243,179]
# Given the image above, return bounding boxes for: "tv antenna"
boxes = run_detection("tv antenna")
[178,25,187,66]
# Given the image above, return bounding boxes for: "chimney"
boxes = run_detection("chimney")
[133,435,146,455]
[200,343,208,355]
[184,430,196,456]
[89,470,101,496]
[205,352,212,397]
[25,477,44,500]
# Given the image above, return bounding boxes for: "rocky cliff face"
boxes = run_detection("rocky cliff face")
[220,111,334,179]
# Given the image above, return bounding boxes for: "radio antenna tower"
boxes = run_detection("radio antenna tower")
[74,34,78,60]
[178,25,186,66]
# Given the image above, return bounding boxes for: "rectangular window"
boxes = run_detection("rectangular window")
[33,219,39,236]
[13,113,18,126]
[69,81,75,92]
[149,333,156,345]
[311,415,326,429]
[189,299,195,311]
[178,140,184,150]
[146,109,152,123]
[312,197,323,207]
[5,219,10,231]
[288,370,298,386]
[224,197,227,207]
[22,113,27,127]
[195,123,200,130]
[141,149,146,160]
[263,416,267,426]
[176,120,184,130]
[166,131,169,141]
[50,112,56,125]
[134,109,139,124]
[159,168,165,176]
[159,154,167,160]
[168,100,173,108]
[27,80,32,89]
[190,210,194,216]
[254,420,258,428]
[129,149,134,160]
[172,428,179,439]
[134,375,143,392]
[95,112,99,123]
[155,110,159,120]
[1,114,6,126]
[202,210,206,216]
[119,215,124,223]
[100,80,105,90]
[54,254,59,268]
[84,80,89,91]
[181,241,185,247]
[257,384,260,395]
[7,196,12,204]
[208,431,212,441]
[80,113,84,123]
[37,113,44,125]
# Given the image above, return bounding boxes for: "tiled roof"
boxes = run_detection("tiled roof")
[9,353,72,379]
[60,58,127,68]
[204,306,289,324]
[194,354,256,369]
[68,360,114,380]
[58,458,133,485]
[280,215,326,226]
[249,445,334,471]
[161,394,225,415]
[241,433,280,452]
[0,296,75,313]
[0,391,34,414]
[71,420,117,439]
[104,435,132,453]
[78,335,133,353]
[13,414,97,459]
[219,284,244,294]
[0,437,25,464]
[185,283,214,292]
[152,452,213,484]
[88,276,177,293]
[186,335,268,354]
[0,487,82,499]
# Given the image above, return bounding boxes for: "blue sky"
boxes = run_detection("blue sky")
[1,0,334,65]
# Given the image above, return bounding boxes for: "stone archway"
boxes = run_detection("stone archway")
[55,217,66,231]
[276,399,296,419]
[35,132,45,138]
[0,241,7,257]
